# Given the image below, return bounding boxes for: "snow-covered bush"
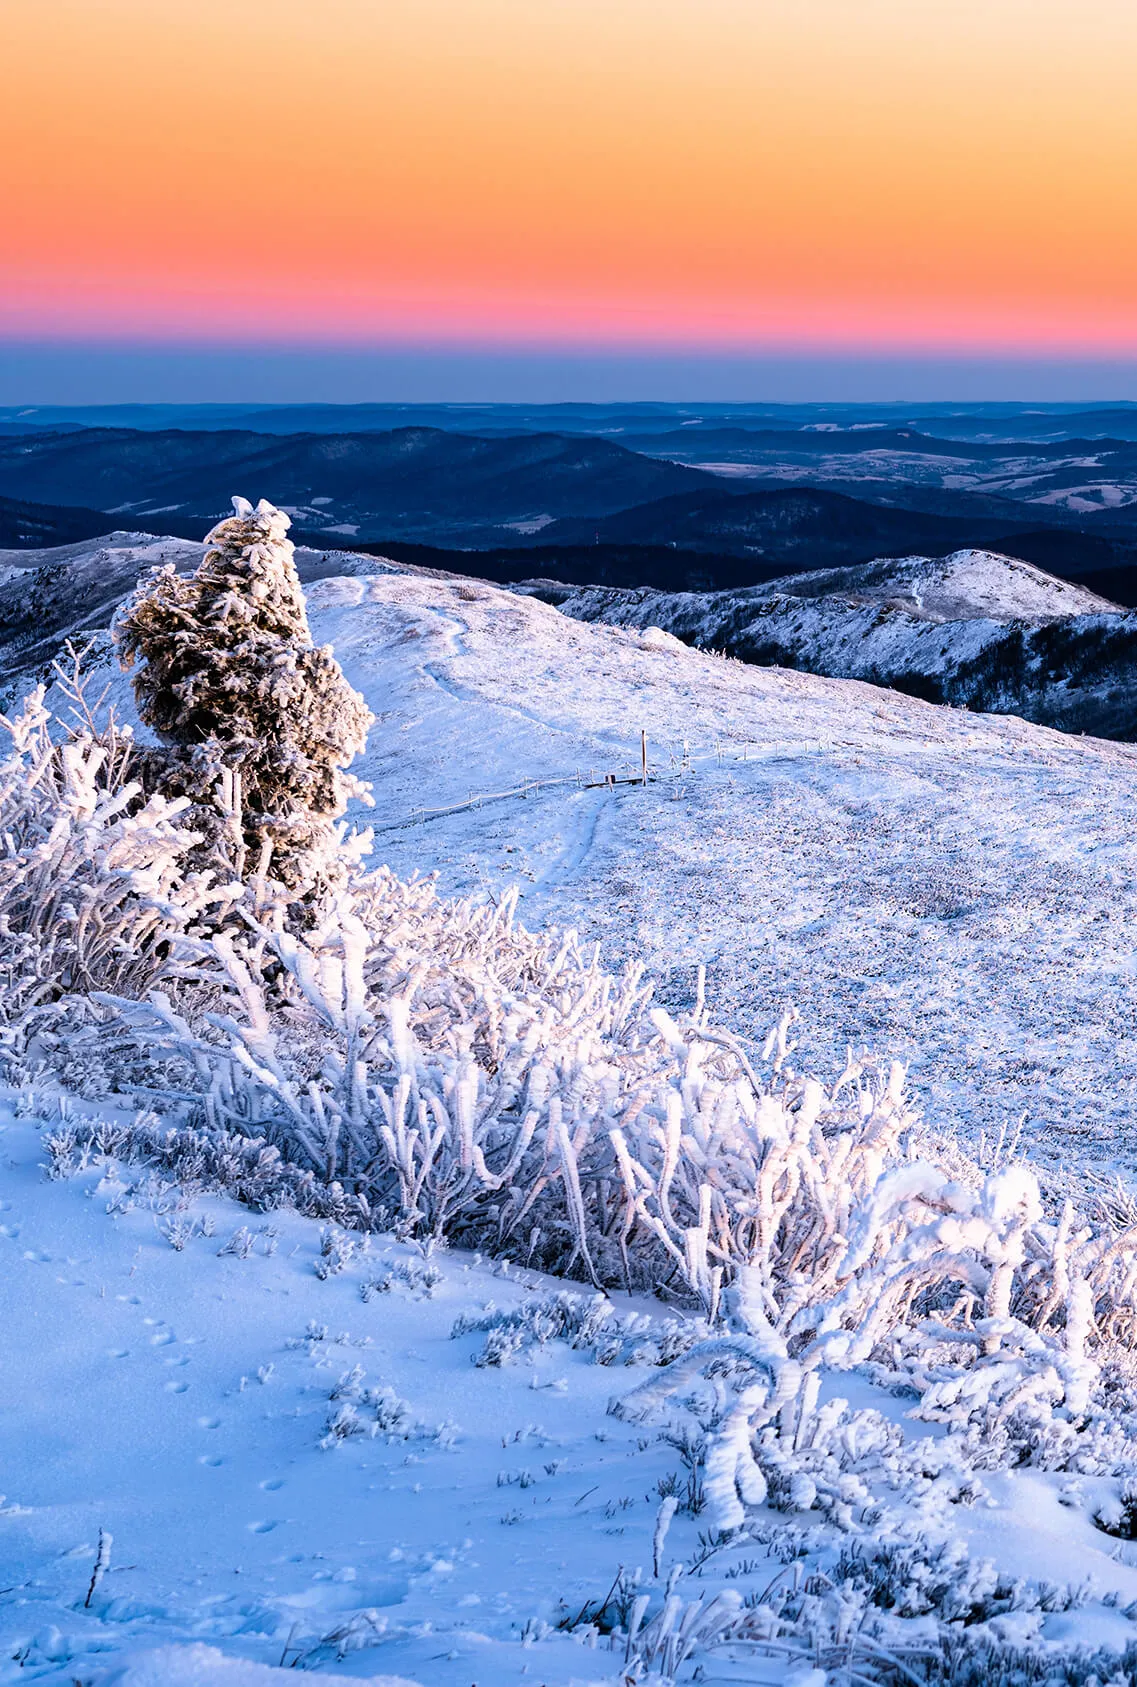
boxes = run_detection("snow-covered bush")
[452,1290,708,1368]
[611,1154,1137,1533]
[319,1362,457,1450]
[114,497,373,890]
[95,885,917,1297]
[42,1114,377,1229]
[86,868,1137,1485]
[0,672,228,1027]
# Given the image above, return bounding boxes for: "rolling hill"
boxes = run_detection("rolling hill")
[531,548,1137,738]
[0,426,718,546]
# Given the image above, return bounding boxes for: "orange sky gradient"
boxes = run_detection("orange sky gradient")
[3,0,1135,353]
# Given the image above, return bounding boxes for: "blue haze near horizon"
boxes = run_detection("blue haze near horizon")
[2,341,1137,408]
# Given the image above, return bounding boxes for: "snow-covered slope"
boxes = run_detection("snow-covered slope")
[528,549,1137,739]
[755,548,1120,623]
[10,1091,1137,1685]
[0,1104,688,1686]
[296,574,1137,1193]
[26,559,1137,1191]
[14,547,1137,1680]
[0,532,406,695]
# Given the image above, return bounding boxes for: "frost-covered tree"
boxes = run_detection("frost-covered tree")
[115,497,373,887]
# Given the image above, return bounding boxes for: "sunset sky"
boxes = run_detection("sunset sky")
[2,0,1136,396]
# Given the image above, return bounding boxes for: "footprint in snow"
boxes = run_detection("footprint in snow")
[149,1330,176,1347]
[199,1455,225,1468]
[198,1415,222,1430]
[106,1348,130,1359]
[164,1354,190,1367]
[248,1520,280,1534]
[21,1249,49,1262]
[0,1224,19,1238]
[259,1479,285,1492]
[165,1380,190,1394]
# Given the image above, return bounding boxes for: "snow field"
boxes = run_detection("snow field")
[0,1102,685,1685]
[9,1097,1137,1685]
[13,531,1137,1680]
[304,572,1137,1194]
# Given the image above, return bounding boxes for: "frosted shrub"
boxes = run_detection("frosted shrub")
[42,1114,376,1229]
[115,497,373,890]
[319,1365,456,1450]
[89,856,1137,1473]
[100,881,917,1296]
[0,673,227,1028]
[452,1291,707,1369]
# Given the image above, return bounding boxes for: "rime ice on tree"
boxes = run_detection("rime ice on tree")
[115,497,374,889]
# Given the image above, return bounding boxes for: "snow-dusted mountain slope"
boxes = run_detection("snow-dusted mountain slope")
[756,548,1120,622]
[25,556,1137,1192]
[15,550,1137,1681]
[297,573,1137,1191]
[527,549,1137,740]
[0,533,406,694]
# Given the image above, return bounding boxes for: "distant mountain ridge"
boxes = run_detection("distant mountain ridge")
[534,549,1137,741]
[6,399,1137,440]
[0,425,717,546]
[542,483,1039,557]
[3,417,1137,605]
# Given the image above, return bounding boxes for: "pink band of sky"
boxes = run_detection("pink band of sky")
[3,0,1136,355]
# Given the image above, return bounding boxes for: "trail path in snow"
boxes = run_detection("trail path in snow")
[305,573,1137,1194]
